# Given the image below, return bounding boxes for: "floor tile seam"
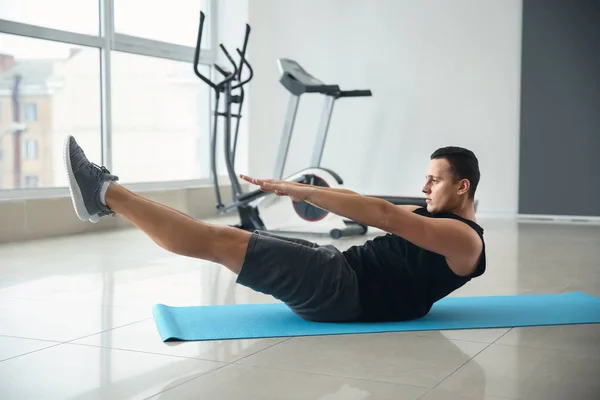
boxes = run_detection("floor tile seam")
[411,332,509,344]
[0,319,152,363]
[0,341,64,363]
[229,361,433,390]
[481,340,600,358]
[3,295,133,309]
[228,337,294,364]
[56,336,296,367]
[419,337,504,396]
[60,318,153,344]
[416,327,519,399]
[142,362,233,400]
[0,334,63,344]
[59,341,234,363]
[139,338,299,398]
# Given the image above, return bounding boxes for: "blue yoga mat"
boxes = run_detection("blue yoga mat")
[152,291,600,342]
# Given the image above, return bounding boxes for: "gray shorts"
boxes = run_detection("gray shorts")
[236,230,362,322]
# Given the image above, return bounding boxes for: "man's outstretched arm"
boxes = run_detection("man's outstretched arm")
[240,174,361,196]
[241,175,482,275]
[304,189,482,274]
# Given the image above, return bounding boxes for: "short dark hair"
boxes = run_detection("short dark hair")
[431,146,480,199]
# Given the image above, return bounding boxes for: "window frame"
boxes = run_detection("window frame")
[0,0,217,198]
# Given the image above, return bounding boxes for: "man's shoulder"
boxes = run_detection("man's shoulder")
[396,205,422,213]
[418,208,484,237]
[408,208,485,276]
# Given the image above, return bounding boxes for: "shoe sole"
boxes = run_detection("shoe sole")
[63,135,99,223]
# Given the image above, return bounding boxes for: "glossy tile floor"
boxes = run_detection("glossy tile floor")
[1,217,599,399]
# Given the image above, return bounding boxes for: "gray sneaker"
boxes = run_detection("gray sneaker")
[63,135,119,223]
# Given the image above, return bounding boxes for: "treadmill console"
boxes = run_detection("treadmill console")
[277,58,340,96]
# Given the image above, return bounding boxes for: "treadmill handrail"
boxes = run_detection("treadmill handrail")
[339,89,372,98]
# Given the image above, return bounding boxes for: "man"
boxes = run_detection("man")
[64,135,485,323]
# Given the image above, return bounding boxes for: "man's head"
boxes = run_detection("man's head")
[423,146,480,213]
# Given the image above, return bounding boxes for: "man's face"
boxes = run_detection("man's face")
[422,158,466,213]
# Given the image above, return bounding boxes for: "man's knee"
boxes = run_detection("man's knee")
[211,226,253,274]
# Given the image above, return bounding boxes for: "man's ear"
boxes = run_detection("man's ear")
[457,179,470,196]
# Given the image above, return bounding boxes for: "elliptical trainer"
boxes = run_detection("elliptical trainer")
[193,11,264,232]
[193,11,368,239]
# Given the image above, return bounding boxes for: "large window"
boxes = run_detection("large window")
[0,34,101,190]
[115,0,212,48]
[0,0,99,36]
[0,0,216,195]
[111,52,210,183]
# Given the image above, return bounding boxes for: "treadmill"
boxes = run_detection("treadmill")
[277,58,428,207]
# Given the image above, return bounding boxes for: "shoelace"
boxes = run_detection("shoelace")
[98,209,116,217]
[88,162,112,181]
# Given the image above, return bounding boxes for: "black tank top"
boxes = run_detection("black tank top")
[342,207,486,322]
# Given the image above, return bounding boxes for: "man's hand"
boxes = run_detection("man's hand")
[240,174,313,202]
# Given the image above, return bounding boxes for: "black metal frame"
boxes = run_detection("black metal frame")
[193,11,267,231]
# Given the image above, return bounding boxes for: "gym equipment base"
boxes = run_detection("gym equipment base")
[152,291,600,342]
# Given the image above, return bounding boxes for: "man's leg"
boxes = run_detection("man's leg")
[63,135,250,274]
[105,183,251,272]
[253,230,321,249]
[63,135,362,322]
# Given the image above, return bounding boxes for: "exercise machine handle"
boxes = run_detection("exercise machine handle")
[232,48,254,89]
[339,89,372,98]
[219,43,239,83]
[193,11,240,90]
[236,24,251,80]
[214,64,230,77]
[193,11,217,89]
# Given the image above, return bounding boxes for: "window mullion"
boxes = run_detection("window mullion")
[99,0,114,170]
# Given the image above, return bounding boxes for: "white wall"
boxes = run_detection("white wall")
[246,0,522,215]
